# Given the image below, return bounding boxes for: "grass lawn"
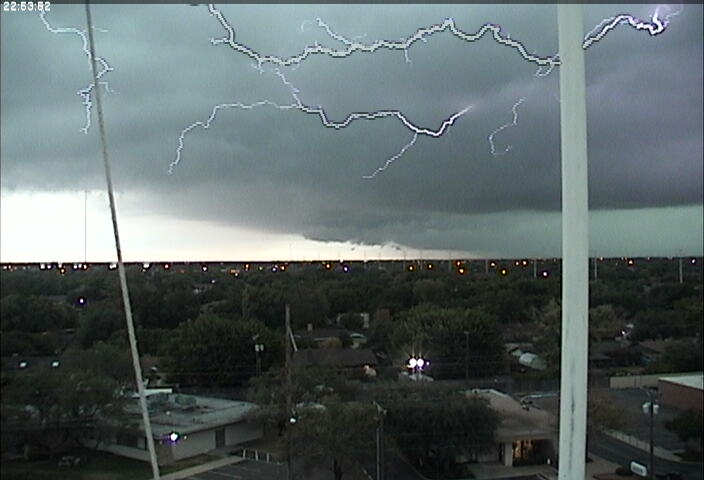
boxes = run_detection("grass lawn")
[1,450,219,480]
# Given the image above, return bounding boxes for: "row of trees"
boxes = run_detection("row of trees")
[247,366,499,480]
[1,343,133,458]
[2,260,701,350]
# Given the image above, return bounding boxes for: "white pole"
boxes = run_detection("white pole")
[84,190,88,263]
[557,5,589,480]
[85,5,160,478]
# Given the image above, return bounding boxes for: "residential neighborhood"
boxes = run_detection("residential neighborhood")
[1,257,702,480]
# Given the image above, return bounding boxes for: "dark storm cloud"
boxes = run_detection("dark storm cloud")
[1,3,702,253]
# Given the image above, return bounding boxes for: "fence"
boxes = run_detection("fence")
[232,447,283,464]
[609,372,698,389]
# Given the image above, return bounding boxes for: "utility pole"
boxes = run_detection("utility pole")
[533,259,537,279]
[374,401,385,480]
[464,330,470,383]
[557,5,589,480]
[285,303,293,480]
[254,342,263,376]
[678,257,683,284]
[593,258,598,281]
[642,387,659,480]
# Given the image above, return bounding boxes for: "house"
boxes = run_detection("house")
[463,389,557,468]
[86,390,262,466]
[638,338,674,364]
[590,340,641,368]
[294,327,349,348]
[292,348,378,370]
[658,373,703,412]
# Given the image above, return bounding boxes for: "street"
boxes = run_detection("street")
[590,431,703,480]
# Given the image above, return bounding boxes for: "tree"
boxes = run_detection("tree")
[338,312,364,332]
[534,301,626,372]
[665,409,703,452]
[290,401,377,480]
[391,304,504,378]
[247,364,356,436]
[589,304,622,341]
[587,391,629,432]
[1,344,132,458]
[383,387,499,477]
[0,294,77,333]
[242,283,285,328]
[412,279,447,306]
[644,339,704,374]
[163,314,280,386]
[75,299,124,348]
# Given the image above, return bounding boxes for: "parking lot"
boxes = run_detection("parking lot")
[182,460,286,480]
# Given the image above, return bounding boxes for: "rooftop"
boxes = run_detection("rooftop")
[659,373,704,391]
[125,393,257,437]
[467,389,557,442]
[293,348,378,368]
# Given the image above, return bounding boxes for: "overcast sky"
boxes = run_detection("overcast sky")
[1,3,702,262]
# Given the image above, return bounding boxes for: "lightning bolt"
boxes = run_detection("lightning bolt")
[39,11,115,134]
[206,4,560,70]
[582,7,682,49]
[168,68,470,174]
[169,4,679,176]
[206,4,677,72]
[363,133,418,179]
[488,97,526,156]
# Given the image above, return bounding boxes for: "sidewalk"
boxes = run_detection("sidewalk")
[603,429,681,462]
[586,454,621,479]
[153,455,245,480]
[467,454,620,480]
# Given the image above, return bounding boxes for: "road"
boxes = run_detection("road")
[590,431,703,480]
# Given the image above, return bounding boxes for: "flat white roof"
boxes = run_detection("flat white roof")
[659,373,704,391]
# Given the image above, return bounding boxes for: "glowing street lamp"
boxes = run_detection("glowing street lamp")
[407,356,428,377]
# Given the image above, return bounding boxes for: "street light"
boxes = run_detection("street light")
[253,336,265,376]
[407,356,428,380]
[641,387,659,480]
[254,343,264,375]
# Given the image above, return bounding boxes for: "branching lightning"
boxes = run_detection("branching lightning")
[488,97,526,156]
[169,4,680,176]
[207,4,560,70]
[363,133,418,179]
[39,11,115,134]
[206,4,677,71]
[583,6,683,50]
[168,68,470,174]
